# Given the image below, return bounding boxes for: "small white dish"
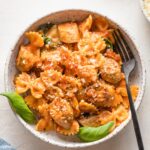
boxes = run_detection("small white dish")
[4,9,146,148]
[140,0,150,22]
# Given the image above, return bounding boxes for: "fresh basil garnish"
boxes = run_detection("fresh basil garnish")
[0,92,36,124]
[104,38,114,50]
[42,35,52,44]
[77,121,114,142]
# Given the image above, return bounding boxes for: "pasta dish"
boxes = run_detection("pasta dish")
[14,15,138,137]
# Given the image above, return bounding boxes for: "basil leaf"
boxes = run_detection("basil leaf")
[104,38,114,50]
[0,92,36,124]
[43,35,51,44]
[77,121,114,142]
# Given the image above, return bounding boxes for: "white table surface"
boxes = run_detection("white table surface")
[0,0,150,149]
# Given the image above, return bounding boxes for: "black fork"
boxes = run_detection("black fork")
[113,29,144,150]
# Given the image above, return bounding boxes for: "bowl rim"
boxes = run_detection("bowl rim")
[140,0,150,22]
[4,9,146,148]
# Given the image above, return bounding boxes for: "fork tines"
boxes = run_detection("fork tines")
[113,29,134,63]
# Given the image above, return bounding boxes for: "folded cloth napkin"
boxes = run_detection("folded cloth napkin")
[0,139,15,150]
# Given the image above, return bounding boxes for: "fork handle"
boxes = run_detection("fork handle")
[125,79,144,150]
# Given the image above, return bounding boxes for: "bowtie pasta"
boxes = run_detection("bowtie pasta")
[15,15,138,137]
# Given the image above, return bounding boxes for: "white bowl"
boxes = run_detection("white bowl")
[140,0,150,22]
[4,9,146,148]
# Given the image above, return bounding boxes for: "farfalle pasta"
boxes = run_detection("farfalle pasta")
[56,120,79,136]
[15,72,31,93]
[14,15,139,137]
[16,44,41,72]
[30,78,46,99]
[25,32,44,47]
[25,95,46,110]
[36,104,54,131]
